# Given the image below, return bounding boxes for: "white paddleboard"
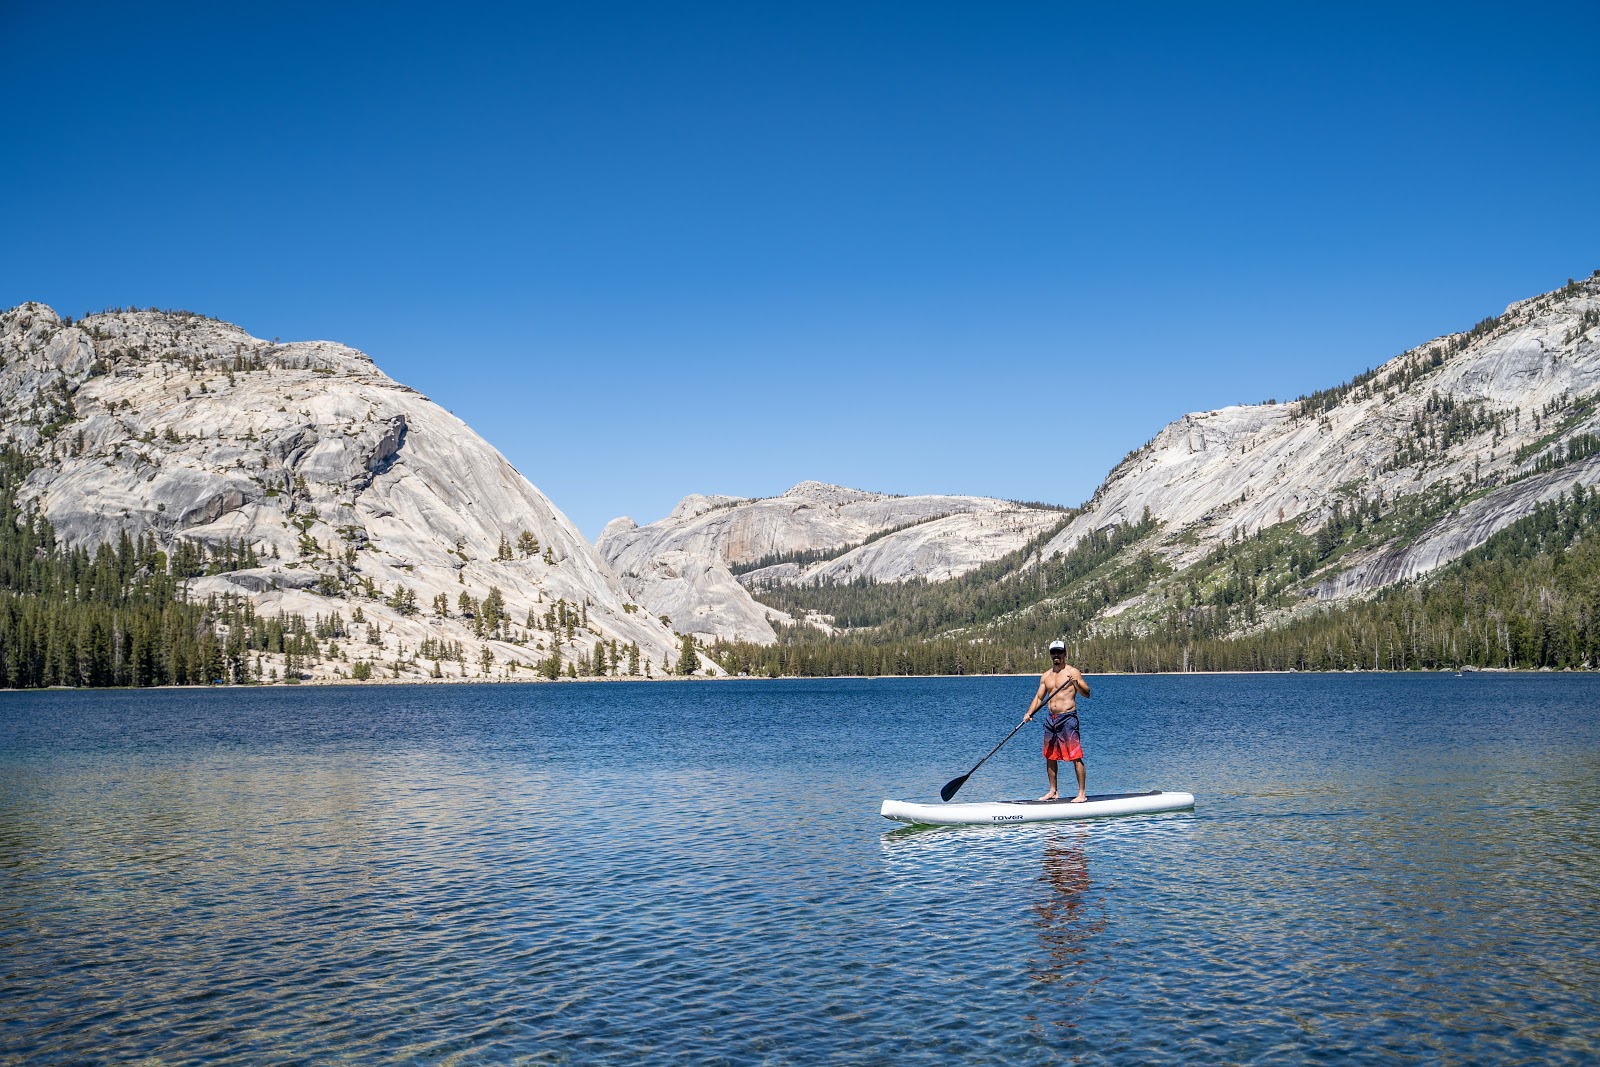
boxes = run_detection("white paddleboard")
[880,790,1195,827]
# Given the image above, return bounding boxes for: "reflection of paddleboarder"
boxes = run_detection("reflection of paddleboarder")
[1025,829,1107,1012]
[1032,832,1096,970]
[1022,640,1091,802]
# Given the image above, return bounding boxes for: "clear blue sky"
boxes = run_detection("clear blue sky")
[4,2,1597,538]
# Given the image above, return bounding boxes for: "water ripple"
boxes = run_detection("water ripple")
[2,675,1598,1064]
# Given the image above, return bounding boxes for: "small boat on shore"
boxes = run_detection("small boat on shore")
[880,790,1195,827]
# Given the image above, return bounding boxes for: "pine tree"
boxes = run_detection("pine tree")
[676,634,700,676]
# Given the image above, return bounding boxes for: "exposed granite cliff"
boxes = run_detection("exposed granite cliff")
[0,304,706,680]
[8,273,1594,672]
[602,275,1600,649]
[1041,275,1600,600]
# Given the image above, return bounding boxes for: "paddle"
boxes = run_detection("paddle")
[940,679,1074,802]
[939,718,1029,802]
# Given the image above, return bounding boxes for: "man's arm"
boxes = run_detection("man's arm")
[1073,667,1091,698]
[1022,676,1048,721]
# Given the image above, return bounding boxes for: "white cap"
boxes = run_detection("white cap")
[1048,640,1065,653]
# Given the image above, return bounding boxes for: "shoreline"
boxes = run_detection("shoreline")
[2,664,1590,693]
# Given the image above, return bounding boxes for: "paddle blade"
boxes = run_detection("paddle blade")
[939,774,969,802]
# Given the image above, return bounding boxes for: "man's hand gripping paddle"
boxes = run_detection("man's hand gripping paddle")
[939,679,1074,802]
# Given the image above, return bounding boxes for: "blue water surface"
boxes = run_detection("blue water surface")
[2,674,1597,1065]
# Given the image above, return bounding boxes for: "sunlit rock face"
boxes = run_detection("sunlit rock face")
[1040,276,1600,597]
[0,303,699,679]
[603,276,1600,644]
[599,482,1066,644]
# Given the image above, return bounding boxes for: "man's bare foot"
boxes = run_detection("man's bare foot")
[1038,792,1058,801]
[1068,794,1088,803]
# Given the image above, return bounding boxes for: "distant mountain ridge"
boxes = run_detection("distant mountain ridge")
[609,272,1600,658]
[0,303,693,682]
[4,271,1596,684]
[598,482,1066,644]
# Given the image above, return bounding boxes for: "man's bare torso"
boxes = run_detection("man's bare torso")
[1041,667,1082,713]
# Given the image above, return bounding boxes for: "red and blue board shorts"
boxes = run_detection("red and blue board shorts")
[1043,711,1083,762]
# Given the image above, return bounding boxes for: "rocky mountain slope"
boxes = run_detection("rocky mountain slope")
[7,273,1593,681]
[598,482,1067,643]
[0,303,698,681]
[1039,273,1600,615]
[618,273,1600,657]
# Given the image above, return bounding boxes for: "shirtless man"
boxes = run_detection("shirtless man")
[1022,640,1091,802]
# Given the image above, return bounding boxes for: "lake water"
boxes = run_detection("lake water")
[2,674,1598,1065]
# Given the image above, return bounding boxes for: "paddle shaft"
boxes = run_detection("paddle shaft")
[940,678,1076,801]
[943,719,1028,793]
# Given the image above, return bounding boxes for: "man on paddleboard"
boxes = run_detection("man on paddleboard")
[1022,640,1091,802]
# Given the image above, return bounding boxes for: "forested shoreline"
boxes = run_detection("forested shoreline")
[711,484,1600,677]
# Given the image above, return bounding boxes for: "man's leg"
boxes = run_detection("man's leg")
[1068,758,1087,802]
[1040,758,1059,801]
